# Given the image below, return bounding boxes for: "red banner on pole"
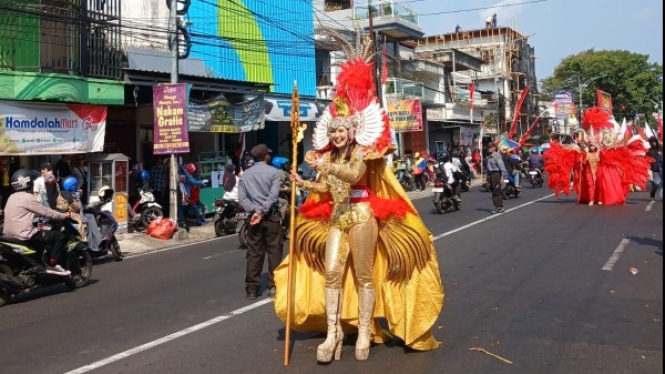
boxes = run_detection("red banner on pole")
[508,86,528,140]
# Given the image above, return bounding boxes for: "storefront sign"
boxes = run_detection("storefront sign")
[324,0,352,11]
[153,83,190,154]
[114,193,128,233]
[264,98,321,122]
[387,99,423,132]
[188,94,265,133]
[0,101,106,155]
[596,90,613,114]
[554,91,574,103]
[426,108,445,121]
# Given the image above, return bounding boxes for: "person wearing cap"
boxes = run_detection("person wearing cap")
[33,162,53,208]
[237,143,284,300]
[486,143,508,213]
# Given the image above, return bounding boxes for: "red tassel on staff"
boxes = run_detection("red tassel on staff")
[508,86,529,140]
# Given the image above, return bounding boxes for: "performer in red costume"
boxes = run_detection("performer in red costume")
[545,107,652,205]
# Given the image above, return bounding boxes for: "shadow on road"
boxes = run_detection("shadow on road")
[626,235,664,256]
[5,279,100,307]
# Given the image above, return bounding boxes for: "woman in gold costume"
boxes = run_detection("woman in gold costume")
[273,30,443,364]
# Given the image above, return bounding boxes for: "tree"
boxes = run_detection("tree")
[540,50,663,119]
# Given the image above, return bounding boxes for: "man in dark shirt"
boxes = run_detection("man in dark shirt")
[528,148,544,171]
[238,144,284,300]
[53,155,72,187]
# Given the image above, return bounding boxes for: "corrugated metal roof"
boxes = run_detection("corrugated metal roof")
[126,47,208,77]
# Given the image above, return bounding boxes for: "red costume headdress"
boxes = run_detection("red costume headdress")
[312,30,393,159]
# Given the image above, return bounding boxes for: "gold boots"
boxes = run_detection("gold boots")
[355,287,375,361]
[317,288,343,363]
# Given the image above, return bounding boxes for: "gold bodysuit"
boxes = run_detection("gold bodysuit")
[302,149,378,289]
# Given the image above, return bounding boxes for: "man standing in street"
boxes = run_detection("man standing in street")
[647,137,662,201]
[238,144,284,300]
[487,143,508,213]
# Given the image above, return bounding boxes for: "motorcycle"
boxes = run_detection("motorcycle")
[432,175,461,214]
[396,169,416,192]
[213,198,245,237]
[234,210,250,248]
[528,167,544,188]
[502,178,521,199]
[131,183,164,229]
[0,219,93,307]
[84,201,123,262]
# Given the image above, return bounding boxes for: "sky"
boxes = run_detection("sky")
[409,0,663,84]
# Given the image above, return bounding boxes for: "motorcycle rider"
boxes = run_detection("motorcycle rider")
[440,152,462,203]
[4,169,72,275]
[528,148,544,173]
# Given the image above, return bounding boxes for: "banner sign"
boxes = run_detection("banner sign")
[324,0,352,11]
[0,101,106,155]
[387,99,423,133]
[554,91,574,103]
[264,98,321,122]
[153,83,190,154]
[596,90,613,114]
[188,94,265,133]
[555,102,576,121]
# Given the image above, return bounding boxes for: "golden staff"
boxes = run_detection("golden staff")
[284,80,306,366]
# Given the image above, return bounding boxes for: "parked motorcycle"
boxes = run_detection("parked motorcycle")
[432,175,461,214]
[528,167,544,188]
[0,219,93,307]
[84,186,123,261]
[131,183,164,229]
[213,198,245,237]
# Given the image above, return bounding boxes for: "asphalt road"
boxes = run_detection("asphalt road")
[1,185,662,374]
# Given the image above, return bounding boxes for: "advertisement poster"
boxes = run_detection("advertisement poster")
[596,90,613,114]
[153,83,190,154]
[188,94,265,133]
[0,101,106,155]
[324,0,352,11]
[555,102,576,121]
[387,99,423,133]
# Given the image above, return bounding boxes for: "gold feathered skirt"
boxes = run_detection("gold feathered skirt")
[273,160,444,351]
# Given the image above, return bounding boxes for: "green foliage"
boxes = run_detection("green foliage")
[540,49,663,118]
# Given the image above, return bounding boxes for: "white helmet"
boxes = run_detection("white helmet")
[98,185,114,202]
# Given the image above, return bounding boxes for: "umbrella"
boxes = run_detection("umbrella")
[498,139,520,150]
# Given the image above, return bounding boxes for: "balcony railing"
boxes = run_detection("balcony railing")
[385,78,423,98]
[353,1,419,27]
[0,1,122,79]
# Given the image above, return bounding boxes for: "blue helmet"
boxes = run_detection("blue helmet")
[62,176,78,193]
[139,170,150,182]
[272,156,289,170]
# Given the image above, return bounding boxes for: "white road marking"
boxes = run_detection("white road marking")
[433,194,555,241]
[646,201,655,212]
[63,299,274,374]
[601,238,631,271]
[203,251,240,260]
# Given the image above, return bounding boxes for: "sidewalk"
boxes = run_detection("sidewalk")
[118,178,484,257]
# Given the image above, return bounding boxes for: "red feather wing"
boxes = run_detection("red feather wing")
[601,142,653,194]
[544,142,581,197]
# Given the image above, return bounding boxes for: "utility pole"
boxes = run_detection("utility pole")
[169,0,179,221]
